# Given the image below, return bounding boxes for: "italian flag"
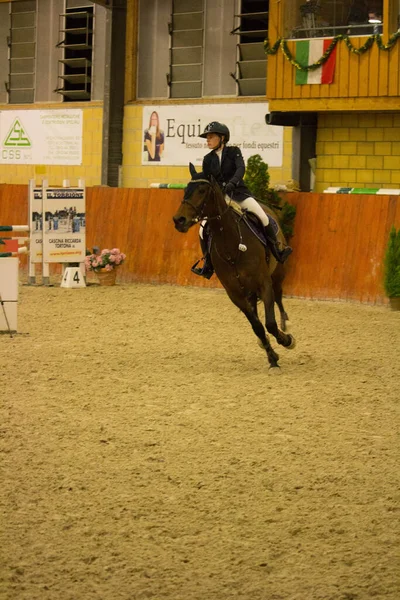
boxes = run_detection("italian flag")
[295,39,337,85]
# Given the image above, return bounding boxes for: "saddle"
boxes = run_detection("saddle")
[243,210,280,247]
[203,202,280,251]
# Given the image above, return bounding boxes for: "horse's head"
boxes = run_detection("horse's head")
[173,163,214,233]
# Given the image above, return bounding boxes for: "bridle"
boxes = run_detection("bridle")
[181,178,230,224]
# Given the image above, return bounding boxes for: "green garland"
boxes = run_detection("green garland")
[264,31,400,72]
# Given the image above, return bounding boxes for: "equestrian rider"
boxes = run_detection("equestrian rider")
[191,121,293,279]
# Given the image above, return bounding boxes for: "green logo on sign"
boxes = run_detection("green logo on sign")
[3,118,31,147]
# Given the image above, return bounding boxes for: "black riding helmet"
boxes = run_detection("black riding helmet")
[199,121,230,143]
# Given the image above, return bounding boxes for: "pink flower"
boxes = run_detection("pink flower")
[84,248,125,271]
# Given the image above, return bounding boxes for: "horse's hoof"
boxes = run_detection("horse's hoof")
[269,365,282,374]
[286,334,296,350]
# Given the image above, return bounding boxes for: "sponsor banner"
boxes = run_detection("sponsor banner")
[0,110,82,164]
[42,188,86,263]
[29,187,44,263]
[142,103,283,167]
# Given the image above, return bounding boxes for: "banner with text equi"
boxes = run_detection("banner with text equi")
[142,103,283,167]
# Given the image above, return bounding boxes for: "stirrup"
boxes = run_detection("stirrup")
[191,259,214,279]
[276,246,293,264]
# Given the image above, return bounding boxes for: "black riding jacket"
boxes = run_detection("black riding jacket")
[202,145,252,202]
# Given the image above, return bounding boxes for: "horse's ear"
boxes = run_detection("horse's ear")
[189,163,197,178]
[210,174,217,186]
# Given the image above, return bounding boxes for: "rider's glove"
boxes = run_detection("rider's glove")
[224,182,236,196]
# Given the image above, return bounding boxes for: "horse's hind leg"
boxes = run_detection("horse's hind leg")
[248,293,280,360]
[272,264,289,332]
[274,285,289,332]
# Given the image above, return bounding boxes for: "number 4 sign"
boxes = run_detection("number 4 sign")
[60,266,86,288]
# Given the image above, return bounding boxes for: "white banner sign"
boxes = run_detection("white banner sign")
[142,103,283,167]
[0,110,83,165]
[42,188,86,263]
[29,187,44,264]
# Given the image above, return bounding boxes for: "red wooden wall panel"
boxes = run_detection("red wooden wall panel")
[1,185,399,304]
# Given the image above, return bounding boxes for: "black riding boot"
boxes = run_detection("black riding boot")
[191,236,214,279]
[264,223,293,264]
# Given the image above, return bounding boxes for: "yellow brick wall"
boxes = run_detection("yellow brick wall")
[122,104,293,189]
[315,112,400,192]
[0,104,103,187]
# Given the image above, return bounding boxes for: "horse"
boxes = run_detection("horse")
[172,163,296,370]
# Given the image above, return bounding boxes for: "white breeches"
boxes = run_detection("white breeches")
[199,194,269,239]
[238,196,270,227]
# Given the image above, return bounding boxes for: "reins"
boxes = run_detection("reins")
[182,178,230,224]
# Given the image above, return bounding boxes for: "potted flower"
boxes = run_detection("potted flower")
[383,226,400,310]
[85,247,126,286]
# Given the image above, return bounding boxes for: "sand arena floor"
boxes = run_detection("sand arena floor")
[1,280,399,600]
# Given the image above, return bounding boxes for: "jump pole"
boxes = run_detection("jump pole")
[0,225,30,232]
[0,246,29,258]
[149,183,187,189]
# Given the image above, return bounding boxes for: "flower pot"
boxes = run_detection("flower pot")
[389,296,400,311]
[95,268,117,286]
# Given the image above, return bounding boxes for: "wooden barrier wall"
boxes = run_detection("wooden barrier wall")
[1,184,399,304]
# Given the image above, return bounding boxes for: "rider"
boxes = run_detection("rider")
[191,121,293,279]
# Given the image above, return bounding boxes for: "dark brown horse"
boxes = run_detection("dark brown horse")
[172,164,295,370]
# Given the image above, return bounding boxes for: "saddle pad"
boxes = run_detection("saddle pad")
[244,211,280,245]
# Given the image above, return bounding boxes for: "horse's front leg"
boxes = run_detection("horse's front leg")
[262,285,296,350]
[243,308,280,369]
[228,292,279,369]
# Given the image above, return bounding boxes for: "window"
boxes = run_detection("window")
[285,0,383,39]
[137,0,262,100]
[168,0,204,99]
[231,0,268,96]
[56,6,93,101]
[8,0,36,104]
